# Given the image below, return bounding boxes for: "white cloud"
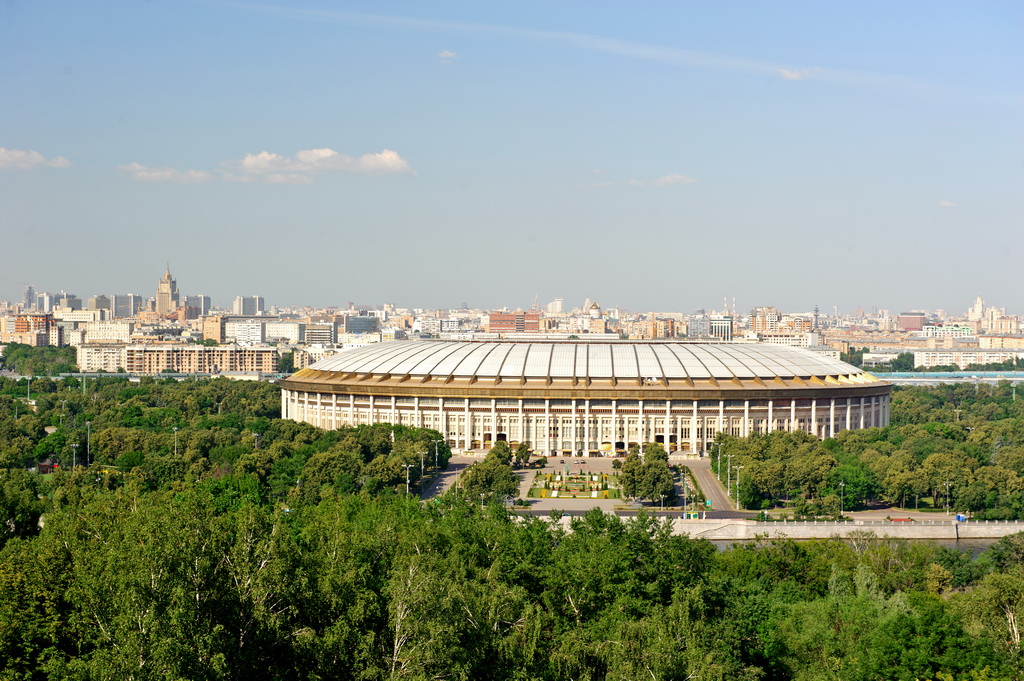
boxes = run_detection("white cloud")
[437,49,460,63]
[590,181,614,188]
[627,179,644,187]
[224,147,415,182]
[0,147,71,170]
[778,68,820,81]
[118,162,211,183]
[938,200,957,208]
[651,173,697,186]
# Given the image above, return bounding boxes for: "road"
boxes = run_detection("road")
[685,457,733,513]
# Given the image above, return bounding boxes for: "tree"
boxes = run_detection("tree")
[514,442,531,468]
[619,450,643,500]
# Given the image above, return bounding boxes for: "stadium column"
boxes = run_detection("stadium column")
[859,396,866,428]
[743,400,750,437]
[691,400,698,453]
[414,397,421,428]
[391,396,397,427]
[464,398,471,451]
[439,397,447,445]
[611,400,618,453]
[281,391,288,419]
[665,399,672,451]
[571,399,577,455]
[767,399,774,433]
[638,400,644,452]
[789,399,796,432]
[829,398,836,437]
[883,396,890,426]
[369,395,375,425]
[585,399,591,455]
[717,400,724,437]
[811,399,817,437]
[332,393,338,430]
[545,399,551,456]
[518,399,524,448]
[349,394,355,426]
[846,397,852,431]
[491,399,497,448]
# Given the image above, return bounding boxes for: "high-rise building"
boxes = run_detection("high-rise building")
[23,284,35,310]
[233,295,265,316]
[56,293,82,311]
[112,294,143,318]
[184,295,211,316]
[155,267,179,316]
[88,295,112,314]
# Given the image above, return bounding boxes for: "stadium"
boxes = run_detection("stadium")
[279,340,891,456]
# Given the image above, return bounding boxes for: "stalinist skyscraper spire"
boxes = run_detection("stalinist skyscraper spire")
[155,265,179,316]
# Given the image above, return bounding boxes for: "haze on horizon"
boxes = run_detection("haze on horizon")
[2,1,1021,314]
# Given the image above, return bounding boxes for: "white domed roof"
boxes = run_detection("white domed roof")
[306,340,867,383]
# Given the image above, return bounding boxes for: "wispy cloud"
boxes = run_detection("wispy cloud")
[938,200,957,208]
[120,147,415,184]
[226,3,988,101]
[624,173,697,188]
[0,147,71,170]
[651,173,697,186]
[118,162,212,183]
[223,147,415,183]
[778,68,819,81]
[437,49,460,63]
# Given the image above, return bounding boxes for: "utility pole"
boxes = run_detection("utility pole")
[403,464,414,496]
[71,443,78,469]
[419,451,425,493]
[433,439,443,471]
[839,481,845,516]
[735,465,744,507]
[86,421,91,465]
[173,427,179,456]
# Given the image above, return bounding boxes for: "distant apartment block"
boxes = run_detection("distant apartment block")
[77,344,127,373]
[84,321,135,344]
[124,344,279,374]
[485,310,541,333]
[913,349,1024,369]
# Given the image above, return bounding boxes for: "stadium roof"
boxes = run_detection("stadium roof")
[305,340,871,384]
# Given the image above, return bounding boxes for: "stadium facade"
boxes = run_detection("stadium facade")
[278,340,891,455]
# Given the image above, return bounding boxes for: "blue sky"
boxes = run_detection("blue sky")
[2,1,1021,314]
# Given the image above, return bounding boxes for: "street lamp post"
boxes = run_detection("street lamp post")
[711,442,722,479]
[173,427,179,457]
[71,443,78,469]
[433,439,443,472]
[419,451,425,493]
[86,421,91,465]
[945,481,950,515]
[660,494,665,511]
[839,481,845,516]
[254,433,260,450]
[403,464,414,496]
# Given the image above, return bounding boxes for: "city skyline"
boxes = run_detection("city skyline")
[3,1,1021,311]
[7,268,1019,320]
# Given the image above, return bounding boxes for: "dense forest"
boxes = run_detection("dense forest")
[1,373,1024,679]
